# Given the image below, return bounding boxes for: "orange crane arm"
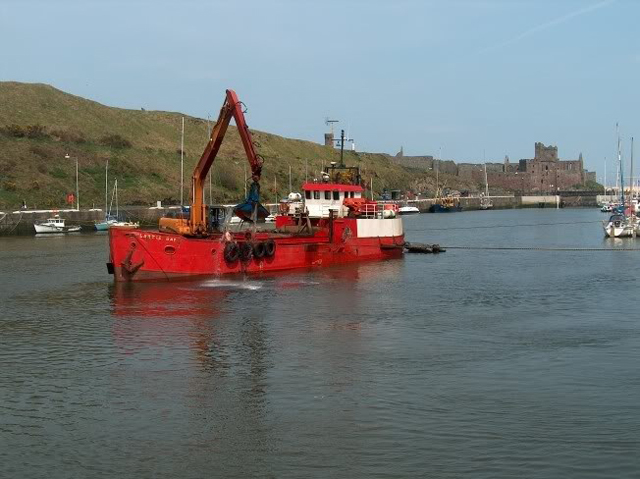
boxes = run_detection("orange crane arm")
[190,89,263,235]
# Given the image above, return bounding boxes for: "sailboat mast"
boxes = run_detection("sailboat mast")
[105,159,108,217]
[115,179,119,218]
[630,137,634,202]
[484,163,489,196]
[617,123,624,205]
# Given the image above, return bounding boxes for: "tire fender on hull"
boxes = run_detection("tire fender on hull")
[264,239,276,257]
[224,242,239,263]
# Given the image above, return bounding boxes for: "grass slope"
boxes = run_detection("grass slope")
[0,82,476,209]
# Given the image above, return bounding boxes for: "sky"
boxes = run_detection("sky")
[1,0,639,183]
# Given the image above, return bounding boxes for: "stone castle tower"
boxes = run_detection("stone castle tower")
[534,142,558,161]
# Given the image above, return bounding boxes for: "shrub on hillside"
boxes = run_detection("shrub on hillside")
[50,129,86,144]
[25,124,49,139]
[100,134,132,149]
[1,124,26,138]
[3,180,17,191]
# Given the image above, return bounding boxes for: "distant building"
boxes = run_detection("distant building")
[324,132,334,147]
[508,142,585,193]
[389,142,595,194]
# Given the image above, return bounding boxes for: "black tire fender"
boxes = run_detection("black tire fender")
[253,242,266,259]
[239,242,253,261]
[224,242,239,263]
[264,239,276,257]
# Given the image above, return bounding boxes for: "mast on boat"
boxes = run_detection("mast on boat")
[105,159,109,219]
[617,123,624,206]
[630,137,634,203]
[484,163,489,197]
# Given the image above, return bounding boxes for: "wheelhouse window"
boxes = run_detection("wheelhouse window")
[305,191,311,200]
[333,191,339,200]
[313,191,320,200]
[324,191,331,200]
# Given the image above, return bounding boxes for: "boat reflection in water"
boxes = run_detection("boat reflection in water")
[108,260,404,362]
[107,260,404,462]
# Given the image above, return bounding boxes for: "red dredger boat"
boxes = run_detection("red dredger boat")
[107,90,405,282]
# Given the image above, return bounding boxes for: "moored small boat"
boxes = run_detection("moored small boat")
[95,215,118,231]
[397,204,420,215]
[603,214,635,238]
[479,163,493,210]
[111,220,140,228]
[34,215,81,234]
[429,197,462,213]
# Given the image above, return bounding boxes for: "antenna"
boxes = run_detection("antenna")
[333,129,354,163]
[325,118,339,136]
[346,122,355,151]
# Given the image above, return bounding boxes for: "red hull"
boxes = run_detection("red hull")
[108,218,404,282]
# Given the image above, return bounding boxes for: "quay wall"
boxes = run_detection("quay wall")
[0,196,596,236]
[404,194,598,212]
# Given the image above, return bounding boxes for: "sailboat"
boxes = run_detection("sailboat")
[479,163,493,210]
[94,160,117,230]
[603,129,635,237]
[109,179,139,228]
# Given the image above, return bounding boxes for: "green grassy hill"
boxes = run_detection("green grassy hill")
[0,82,476,209]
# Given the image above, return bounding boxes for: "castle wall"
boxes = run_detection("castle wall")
[388,142,590,194]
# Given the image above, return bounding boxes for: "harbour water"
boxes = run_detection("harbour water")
[1,209,639,478]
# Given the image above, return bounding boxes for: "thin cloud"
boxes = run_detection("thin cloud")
[479,0,617,54]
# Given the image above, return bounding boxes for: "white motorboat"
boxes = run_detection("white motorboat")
[600,203,617,213]
[111,221,140,228]
[397,205,420,215]
[34,215,81,234]
[603,214,635,238]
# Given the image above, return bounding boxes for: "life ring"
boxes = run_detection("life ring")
[253,242,266,258]
[239,242,253,261]
[224,242,239,263]
[264,239,276,257]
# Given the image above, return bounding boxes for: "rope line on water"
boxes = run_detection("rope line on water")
[443,245,640,252]
[415,220,602,232]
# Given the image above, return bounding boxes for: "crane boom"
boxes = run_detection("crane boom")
[161,89,263,236]
[191,89,263,234]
